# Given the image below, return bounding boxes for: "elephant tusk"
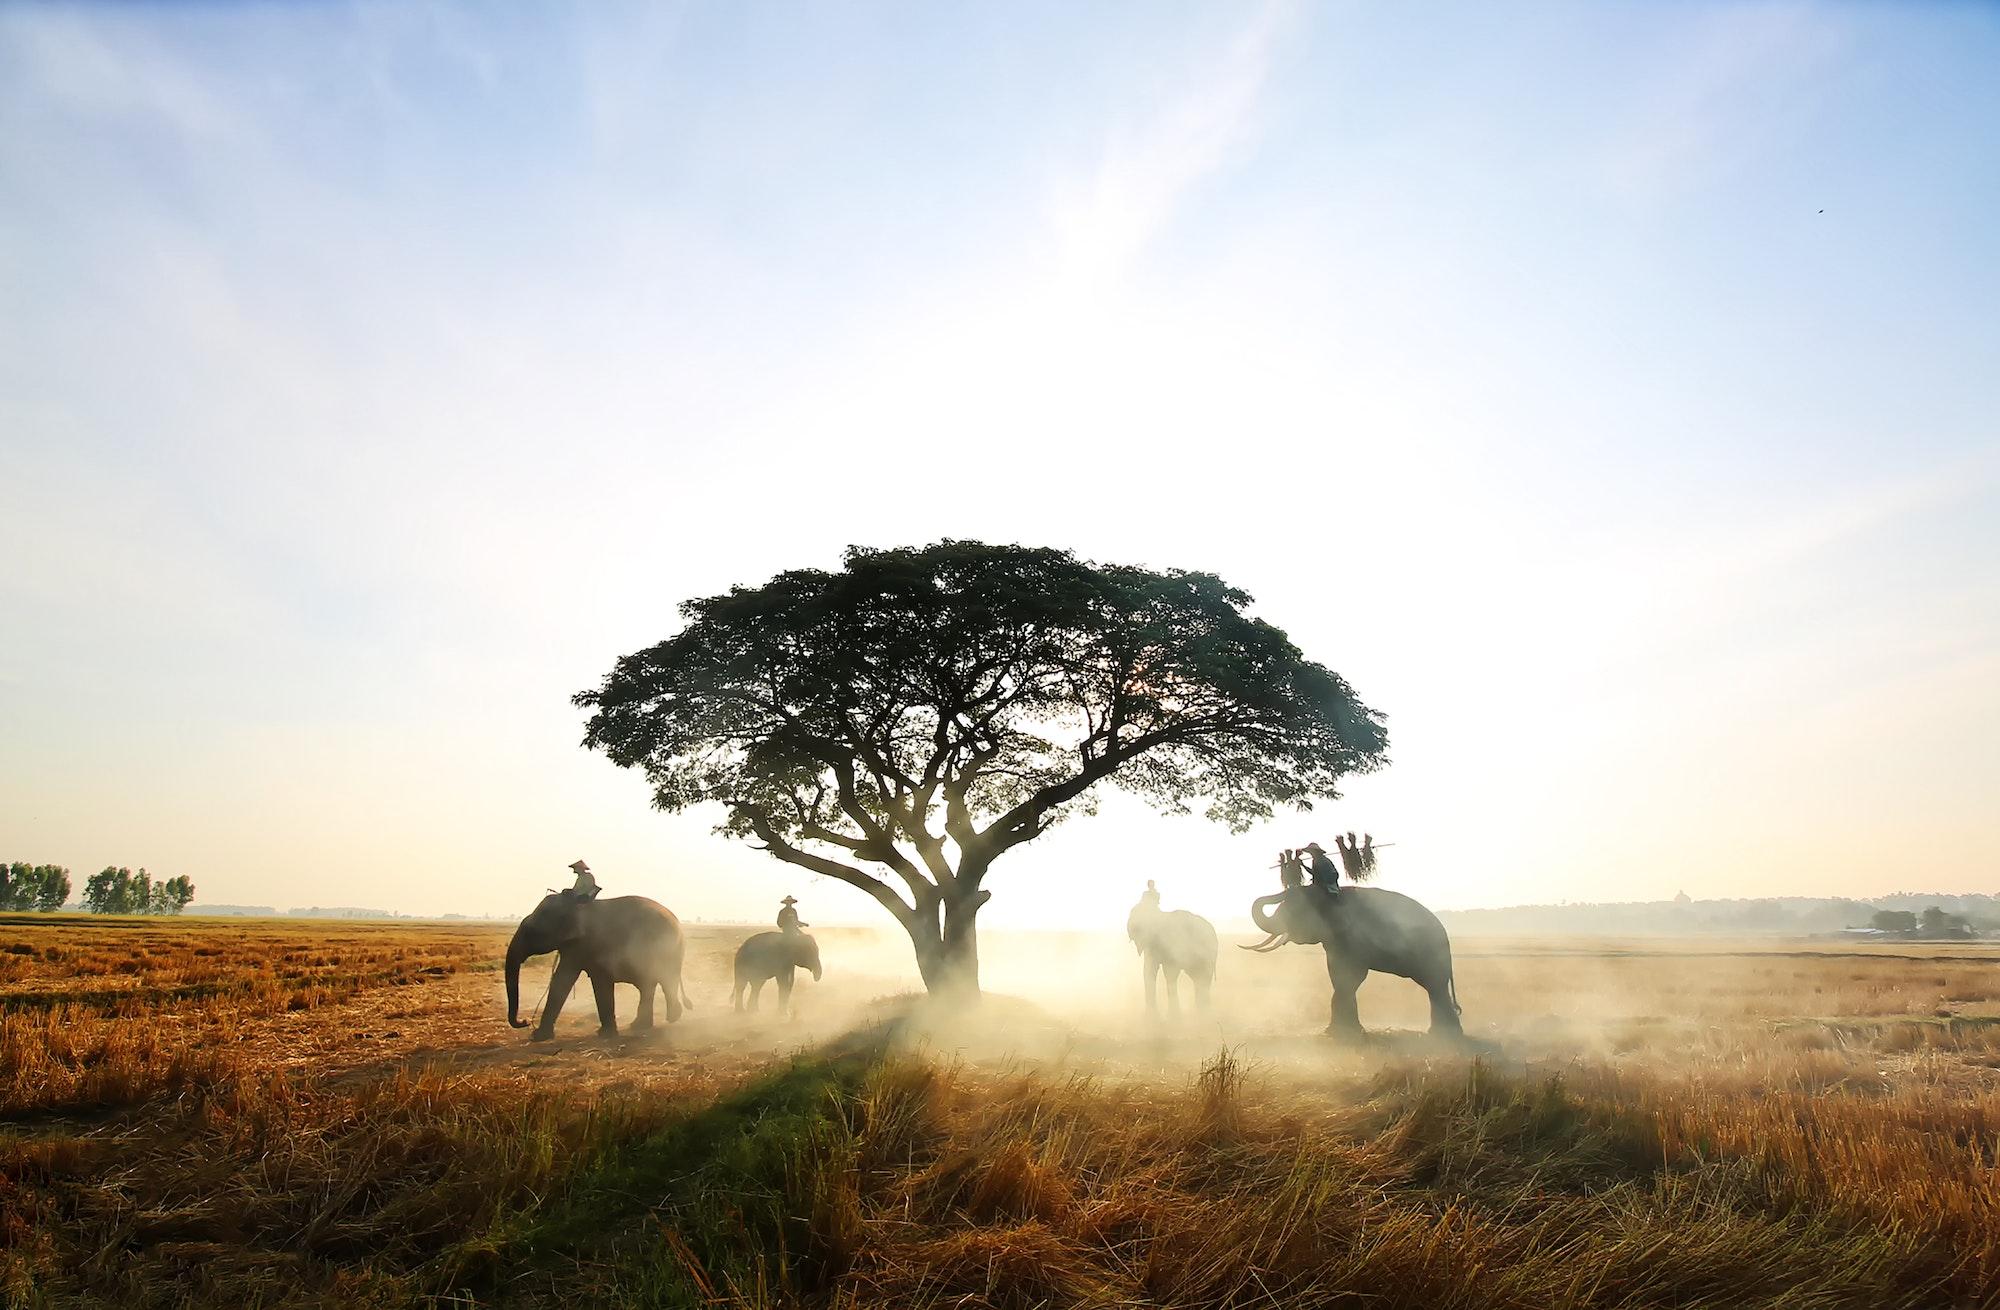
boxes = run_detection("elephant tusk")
[1239,932,1289,952]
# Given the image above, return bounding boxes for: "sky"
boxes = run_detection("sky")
[2,1,1996,929]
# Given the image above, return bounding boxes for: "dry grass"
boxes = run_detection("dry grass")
[0,915,498,1118]
[816,1036,2000,1308]
[2,913,1998,1308]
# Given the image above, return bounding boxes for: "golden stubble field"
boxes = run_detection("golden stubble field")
[3,911,1998,1309]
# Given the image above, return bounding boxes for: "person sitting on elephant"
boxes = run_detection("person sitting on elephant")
[567,859,600,900]
[1302,842,1342,898]
[776,895,807,933]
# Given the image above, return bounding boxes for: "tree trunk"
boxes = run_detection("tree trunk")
[908,889,989,1001]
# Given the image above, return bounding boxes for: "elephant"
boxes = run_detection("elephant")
[1127,880,1218,1016]
[732,929,823,1016]
[505,892,691,1041]
[1245,856,1462,1039]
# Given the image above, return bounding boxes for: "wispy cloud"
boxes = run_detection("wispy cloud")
[3,1,1996,914]
[1600,2,1847,206]
[0,10,259,149]
[1049,1,1294,289]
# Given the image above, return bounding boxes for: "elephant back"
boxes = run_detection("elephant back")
[1164,909,1220,962]
[1326,886,1452,975]
[735,930,784,961]
[597,895,684,935]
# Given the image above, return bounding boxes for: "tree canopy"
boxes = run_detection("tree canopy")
[1,863,71,912]
[80,867,194,915]
[576,541,1388,994]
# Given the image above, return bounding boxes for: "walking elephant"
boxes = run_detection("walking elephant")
[505,892,691,1040]
[733,930,822,1016]
[1128,881,1218,1016]
[1244,858,1462,1039]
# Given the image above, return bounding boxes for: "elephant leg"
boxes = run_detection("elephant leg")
[732,975,745,1012]
[635,977,656,1031]
[748,979,763,1013]
[533,955,584,1041]
[1425,973,1464,1039]
[1142,957,1158,1014]
[1164,966,1183,1017]
[1325,956,1366,1039]
[777,967,795,1019]
[590,971,618,1037]
[661,975,683,1023]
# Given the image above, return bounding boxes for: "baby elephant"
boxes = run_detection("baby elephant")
[732,930,823,1017]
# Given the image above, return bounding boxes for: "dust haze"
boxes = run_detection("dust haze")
[508,917,2000,1086]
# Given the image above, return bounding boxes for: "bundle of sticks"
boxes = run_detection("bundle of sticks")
[1336,832,1385,881]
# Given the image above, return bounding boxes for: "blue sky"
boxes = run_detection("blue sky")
[3,1,1996,925]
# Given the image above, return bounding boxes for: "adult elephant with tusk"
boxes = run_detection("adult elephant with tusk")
[505,892,692,1041]
[1245,850,1462,1039]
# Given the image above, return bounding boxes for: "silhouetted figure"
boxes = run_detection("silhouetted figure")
[1303,841,1341,897]
[776,894,807,933]
[567,859,600,900]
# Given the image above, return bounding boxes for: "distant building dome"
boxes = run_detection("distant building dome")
[1673,890,1692,905]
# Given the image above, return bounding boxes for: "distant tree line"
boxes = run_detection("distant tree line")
[0,863,71,911]
[79,867,195,915]
[1441,893,2000,938]
[1869,907,1973,938]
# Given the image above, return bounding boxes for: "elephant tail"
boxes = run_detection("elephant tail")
[1447,969,1462,1015]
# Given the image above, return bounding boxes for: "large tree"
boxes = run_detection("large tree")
[1,863,71,912]
[79,866,193,915]
[576,541,1388,997]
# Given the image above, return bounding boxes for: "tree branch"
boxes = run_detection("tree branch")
[972,719,1232,861]
[730,802,915,924]
[825,759,938,902]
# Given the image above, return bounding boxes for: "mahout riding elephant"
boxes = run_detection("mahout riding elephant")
[1244,852,1462,1039]
[732,929,822,1016]
[1127,880,1218,1016]
[505,892,691,1041]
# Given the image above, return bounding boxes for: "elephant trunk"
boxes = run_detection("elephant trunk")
[1241,892,1290,952]
[505,932,532,1028]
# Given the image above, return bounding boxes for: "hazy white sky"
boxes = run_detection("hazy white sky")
[3,1,1996,928]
